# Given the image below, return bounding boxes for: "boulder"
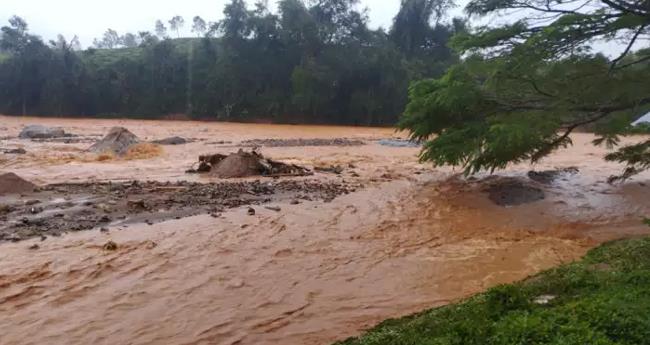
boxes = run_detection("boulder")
[19,125,66,139]
[0,172,36,195]
[89,127,140,155]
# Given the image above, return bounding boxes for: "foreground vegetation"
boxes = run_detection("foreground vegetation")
[399,0,650,179]
[337,236,650,345]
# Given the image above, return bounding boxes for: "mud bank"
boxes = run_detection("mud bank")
[0,179,356,242]
[0,116,649,345]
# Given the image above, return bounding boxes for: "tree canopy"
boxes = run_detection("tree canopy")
[399,0,650,179]
[0,0,462,126]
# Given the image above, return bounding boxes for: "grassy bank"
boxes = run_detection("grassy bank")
[337,237,650,345]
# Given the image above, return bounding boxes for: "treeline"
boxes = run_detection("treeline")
[0,0,463,125]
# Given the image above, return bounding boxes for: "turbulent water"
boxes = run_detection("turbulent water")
[1,116,649,345]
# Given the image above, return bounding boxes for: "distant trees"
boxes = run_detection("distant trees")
[155,20,168,39]
[0,0,463,125]
[93,29,121,48]
[121,33,138,48]
[191,16,207,37]
[169,16,185,38]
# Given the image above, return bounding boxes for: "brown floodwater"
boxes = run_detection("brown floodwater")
[1,116,649,345]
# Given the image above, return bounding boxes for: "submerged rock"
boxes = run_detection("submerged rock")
[89,127,140,155]
[19,125,66,139]
[152,136,188,145]
[2,148,27,154]
[484,178,545,206]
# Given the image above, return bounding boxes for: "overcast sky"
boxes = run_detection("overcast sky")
[1,0,407,48]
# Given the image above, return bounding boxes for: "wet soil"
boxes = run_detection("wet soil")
[0,179,357,242]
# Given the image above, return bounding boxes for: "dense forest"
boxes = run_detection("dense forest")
[0,0,464,125]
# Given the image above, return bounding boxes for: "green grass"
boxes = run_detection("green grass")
[336,237,650,345]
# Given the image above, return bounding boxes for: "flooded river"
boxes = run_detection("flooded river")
[1,116,649,345]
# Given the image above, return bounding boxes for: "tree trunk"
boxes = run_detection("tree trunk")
[21,93,26,116]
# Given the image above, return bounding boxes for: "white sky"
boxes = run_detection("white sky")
[1,0,626,55]
[0,0,405,48]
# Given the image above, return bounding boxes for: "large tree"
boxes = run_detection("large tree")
[191,16,207,37]
[169,16,185,38]
[399,0,650,179]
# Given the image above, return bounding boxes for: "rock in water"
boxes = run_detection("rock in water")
[0,173,36,195]
[484,178,545,206]
[211,150,266,178]
[152,136,188,145]
[3,148,26,154]
[89,127,140,155]
[19,125,66,139]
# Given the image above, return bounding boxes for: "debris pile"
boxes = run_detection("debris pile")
[0,179,355,242]
[188,150,312,178]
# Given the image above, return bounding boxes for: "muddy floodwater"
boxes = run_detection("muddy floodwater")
[1,115,649,345]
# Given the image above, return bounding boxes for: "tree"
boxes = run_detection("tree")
[169,16,185,38]
[93,29,121,49]
[155,20,168,39]
[138,31,158,46]
[0,5,460,125]
[192,16,207,37]
[121,33,139,48]
[390,0,455,57]
[399,0,650,179]
[221,0,250,41]
[0,16,53,115]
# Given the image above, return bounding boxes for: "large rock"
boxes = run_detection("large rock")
[0,173,36,195]
[19,125,66,139]
[89,127,140,155]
